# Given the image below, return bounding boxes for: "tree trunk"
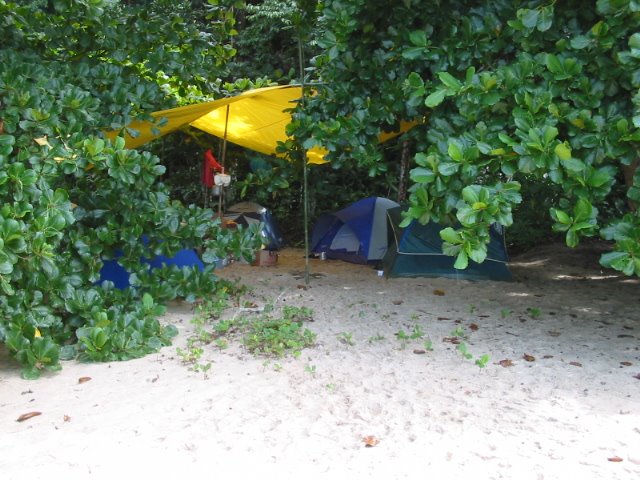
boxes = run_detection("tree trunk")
[397,139,411,203]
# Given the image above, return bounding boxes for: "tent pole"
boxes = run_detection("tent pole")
[221,104,230,170]
[219,104,230,218]
[297,33,310,286]
[302,131,310,285]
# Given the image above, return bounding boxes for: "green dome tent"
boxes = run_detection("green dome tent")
[382,207,512,281]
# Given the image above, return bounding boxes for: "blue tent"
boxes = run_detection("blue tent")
[223,201,284,250]
[382,207,512,281]
[99,248,204,289]
[311,197,399,264]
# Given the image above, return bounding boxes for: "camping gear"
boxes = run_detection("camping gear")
[311,197,399,264]
[105,85,417,283]
[201,149,224,187]
[251,249,279,267]
[99,248,205,289]
[106,86,326,163]
[223,202,285,250]
[382,207,512,281]
[105,85,418,165]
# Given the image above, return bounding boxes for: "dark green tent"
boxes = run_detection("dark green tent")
[382,207,512,281]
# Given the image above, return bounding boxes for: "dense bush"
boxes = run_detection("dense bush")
[0,0,260,378]
[292,0,640,274]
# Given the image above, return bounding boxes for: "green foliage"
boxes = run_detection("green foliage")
[292,0,640,275]
[395,324,425,341]
[0,0,259,378]
[244,306,316,358]
[75,293,177,362]
[337,331,355,346]
[600,213,640,274]
[550,199,599,247]
[507,177,564,252]
[228,0,315,81]
[450,325,489,369]
[527,307,542,318]
[367,333,385,343]
[175,285,245,374]
[395,324,426,350]
[182,301,316,361]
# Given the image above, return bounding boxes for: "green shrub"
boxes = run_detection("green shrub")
[244,314,316,358]
[0,0,260,378]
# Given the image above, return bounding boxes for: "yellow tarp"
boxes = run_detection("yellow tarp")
[105,85,415,164]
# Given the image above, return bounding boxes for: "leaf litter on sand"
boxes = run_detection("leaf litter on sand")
[16,412,41,422]
[362,435,380,447]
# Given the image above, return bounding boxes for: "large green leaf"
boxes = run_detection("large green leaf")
[425,88,447,108]
[437,72,462,91]
[410,167,436,183]
[554,142,572,161]
[453,250,469,270]
[448,141,464,162]
[409,30,428,47]
[573,198,594,222]
[438,162,459,176]
[461,185,481,204]
[439,227,461,244]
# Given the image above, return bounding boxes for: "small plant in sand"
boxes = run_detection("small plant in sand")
[243,306,316,358]
[527,307,542,318]
[175,297,232,375]
[337,331,355,346]
[396,324,426,341]
[177,298,315,371]
[368,333,385,343]
[395,324,426,349]
[195,297,229,321]
[176,288,242,374]
[281,305,314,323]
[262,360,283,372]
[500,308,512,319]
[474,354,490,368]
[451,326,465,337]
[176,340,212,377]
[194,302,315,357]
[176,344,204,364]
[449,326,490,369]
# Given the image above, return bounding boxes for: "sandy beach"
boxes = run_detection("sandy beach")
[1,243,639,480]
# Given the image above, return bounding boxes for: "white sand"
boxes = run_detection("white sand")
[1,243,639,479]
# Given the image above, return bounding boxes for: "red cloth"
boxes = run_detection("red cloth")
[201,150,223,187]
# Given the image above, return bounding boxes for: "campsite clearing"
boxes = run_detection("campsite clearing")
[1,243,639,480]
